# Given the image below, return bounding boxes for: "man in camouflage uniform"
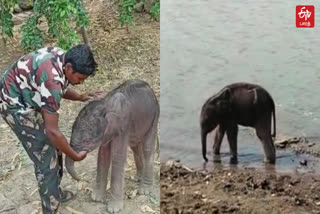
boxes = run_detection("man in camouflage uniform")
[0,44,100,213]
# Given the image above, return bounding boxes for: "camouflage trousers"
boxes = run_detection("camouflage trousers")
[0,110,63,214]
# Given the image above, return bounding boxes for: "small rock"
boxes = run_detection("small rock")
[224,183,232,189]
[300,160,308,166]
[144,0,158,13]
[12,11,32,25]
[134,2,144,12]
[194,203,201,209]
[13,4,23,13]
[18,0,34,10]
[290,178,301,186]
[294,197,304,206]
[308,142,315,147]
[12,15,24,25]
[226,205,240,212]
[260,179,270,190]
[212,208,219,214]
[165,160,182,168]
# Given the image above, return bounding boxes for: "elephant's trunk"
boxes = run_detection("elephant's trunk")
[201,129,208,162]
[65,156,81,181]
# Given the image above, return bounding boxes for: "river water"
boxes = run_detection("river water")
[160,0,320,173]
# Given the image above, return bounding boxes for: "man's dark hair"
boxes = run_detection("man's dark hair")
[65,44,98,76]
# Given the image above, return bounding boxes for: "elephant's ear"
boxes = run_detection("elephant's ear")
[216,100,230,114]
[219,88,231,100]
[103,112,128,137]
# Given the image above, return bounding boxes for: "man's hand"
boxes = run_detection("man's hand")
[80,91,104,102]
[74,151,88,161]
[41,109,85,161]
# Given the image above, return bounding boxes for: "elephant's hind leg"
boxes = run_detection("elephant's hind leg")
[131,143,144,182]
[255,116,276,164]
[139,119,158,195]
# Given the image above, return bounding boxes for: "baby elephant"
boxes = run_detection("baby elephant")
[200,82,276,164]
[65,79,159,213]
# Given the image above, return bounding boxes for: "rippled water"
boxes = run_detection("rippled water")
[160,0,320,173]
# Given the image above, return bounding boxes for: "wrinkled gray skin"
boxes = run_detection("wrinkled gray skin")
[200,82,276,164]
[65,80,159,213]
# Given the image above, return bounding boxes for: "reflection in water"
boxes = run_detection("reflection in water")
[160,0,320,173]
[201,152,318,174]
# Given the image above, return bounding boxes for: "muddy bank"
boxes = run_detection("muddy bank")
[160,160,320,214]
[161,137,320,214]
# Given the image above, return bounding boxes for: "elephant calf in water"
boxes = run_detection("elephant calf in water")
[65,79,159,213]
[200,82,276,164]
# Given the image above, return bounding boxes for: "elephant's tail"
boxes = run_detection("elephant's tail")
[271,98,276,139]
[201,130,208,162]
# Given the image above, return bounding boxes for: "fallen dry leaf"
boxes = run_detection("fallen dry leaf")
[0,124,7,128]
[128,189,138,199]
[30,188,38,196]
[65,206,85,214]
[154,161,160,165]
[77,181,84,190]
[32,201,41,206]
[182,165,193,172]
[140,205,156,213]
[127,159,134,167]
[30,209,40,214]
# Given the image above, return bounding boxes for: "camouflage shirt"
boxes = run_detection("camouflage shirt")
[0,47,69,114]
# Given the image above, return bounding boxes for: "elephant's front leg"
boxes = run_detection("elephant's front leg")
[226,123,238,164]
[213,124,226,155]
[91,143,111,202]
[107,135,128,213]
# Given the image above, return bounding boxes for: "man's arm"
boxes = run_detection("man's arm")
[41,110,87,161]
[63,88,104,102]
[63,88,87,102]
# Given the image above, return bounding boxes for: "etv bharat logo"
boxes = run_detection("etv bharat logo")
[296,5,314,28]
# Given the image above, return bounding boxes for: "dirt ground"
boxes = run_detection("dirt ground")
[0,0,160,213]
[160,137,320,214]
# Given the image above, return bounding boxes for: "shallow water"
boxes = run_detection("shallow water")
[160,0,320,173]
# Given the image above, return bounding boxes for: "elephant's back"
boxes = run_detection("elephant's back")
[229,83,275,123]
[227,82,274,104]
[226,82,270,94]
[104,79,159,109]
